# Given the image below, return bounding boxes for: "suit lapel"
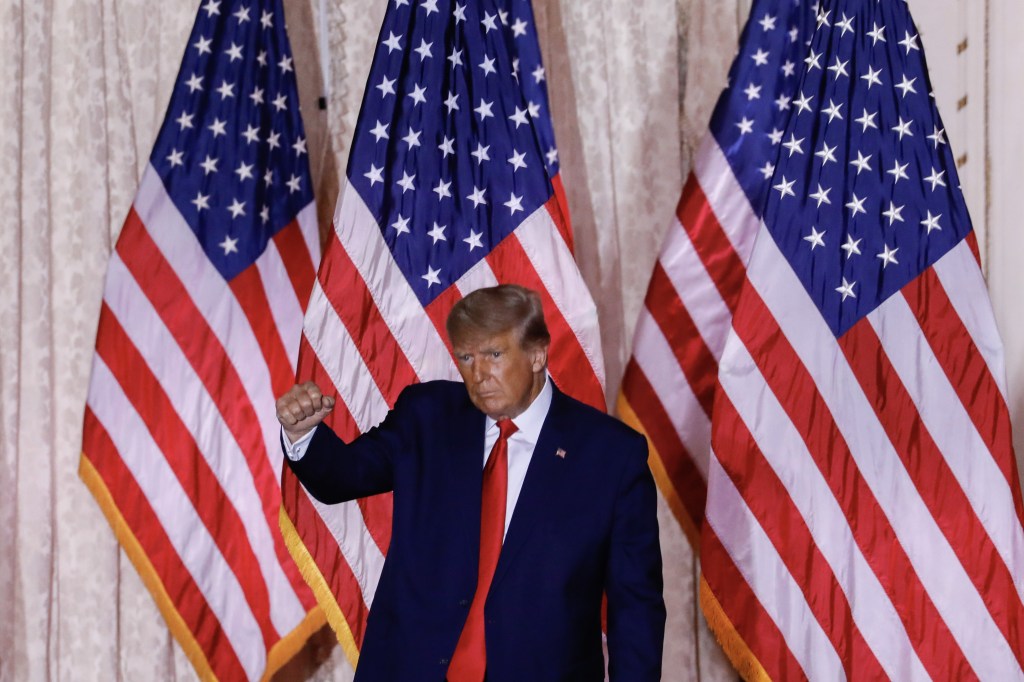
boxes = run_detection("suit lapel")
[449,392,486,479]
[448,394,487,553]
[489,386,573,590]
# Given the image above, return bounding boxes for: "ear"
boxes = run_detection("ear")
[529,344,548,373]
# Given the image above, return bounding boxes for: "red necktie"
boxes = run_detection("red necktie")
[447,419,518,682]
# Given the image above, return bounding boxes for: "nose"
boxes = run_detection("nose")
[471,359,488,384]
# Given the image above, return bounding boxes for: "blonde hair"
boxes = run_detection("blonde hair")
[446,284,551,349]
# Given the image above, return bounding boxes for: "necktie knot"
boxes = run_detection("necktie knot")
[497,419,518,441]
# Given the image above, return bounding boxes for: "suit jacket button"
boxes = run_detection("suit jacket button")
[439,657,449,666]
[458,599,469,607]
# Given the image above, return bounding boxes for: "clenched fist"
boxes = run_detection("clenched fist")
[276,381,335,443]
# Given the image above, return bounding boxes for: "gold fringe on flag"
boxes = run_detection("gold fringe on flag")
[278,506,361,670]
[616,394,701,547]
[699,575,771,682]
[79,455,325,681]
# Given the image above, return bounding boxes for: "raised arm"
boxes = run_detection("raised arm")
[275,381,407,504]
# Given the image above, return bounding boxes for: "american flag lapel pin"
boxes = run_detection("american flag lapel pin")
[555,447,566,459]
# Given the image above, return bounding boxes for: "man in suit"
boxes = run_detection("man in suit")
[276,285,665,681]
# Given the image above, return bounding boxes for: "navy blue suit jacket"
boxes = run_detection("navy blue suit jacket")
[286,380,665,681]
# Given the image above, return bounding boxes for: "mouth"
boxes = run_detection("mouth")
[472,388,501,400]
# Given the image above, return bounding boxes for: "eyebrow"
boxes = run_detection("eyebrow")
[454,344,505,356]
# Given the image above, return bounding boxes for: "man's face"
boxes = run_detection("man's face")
[452,327,548,421]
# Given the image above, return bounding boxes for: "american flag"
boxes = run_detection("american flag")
[79,0,321,679]
[278,0,604,662]
[701,0,1024,678]
[618,0,816,547]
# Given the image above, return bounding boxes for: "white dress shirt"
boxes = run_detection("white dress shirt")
[484,375,552,538]
[282,377,553,539]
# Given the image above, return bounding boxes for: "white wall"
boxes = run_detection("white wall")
[913,1,1024,472]
[985,1,1024,469]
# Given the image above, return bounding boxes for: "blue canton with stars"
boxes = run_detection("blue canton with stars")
[762,0,971,337]
[150,0,314,282]
[348,0,562,306]
[710,0,817,216]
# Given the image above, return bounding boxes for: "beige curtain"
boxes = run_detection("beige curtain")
[4,0,1009,679]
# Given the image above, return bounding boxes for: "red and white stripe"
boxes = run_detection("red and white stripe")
[619,135,758,541]
[700,155,1024,678]
[283,179,604,654]
[82,165,319,680]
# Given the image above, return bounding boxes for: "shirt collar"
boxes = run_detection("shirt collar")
[486,374,552,443]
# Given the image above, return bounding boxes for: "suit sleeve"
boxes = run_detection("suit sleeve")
[605,432,666,680]
[283,388,415,504]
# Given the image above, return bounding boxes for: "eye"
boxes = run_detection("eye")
[490,351,502,359]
